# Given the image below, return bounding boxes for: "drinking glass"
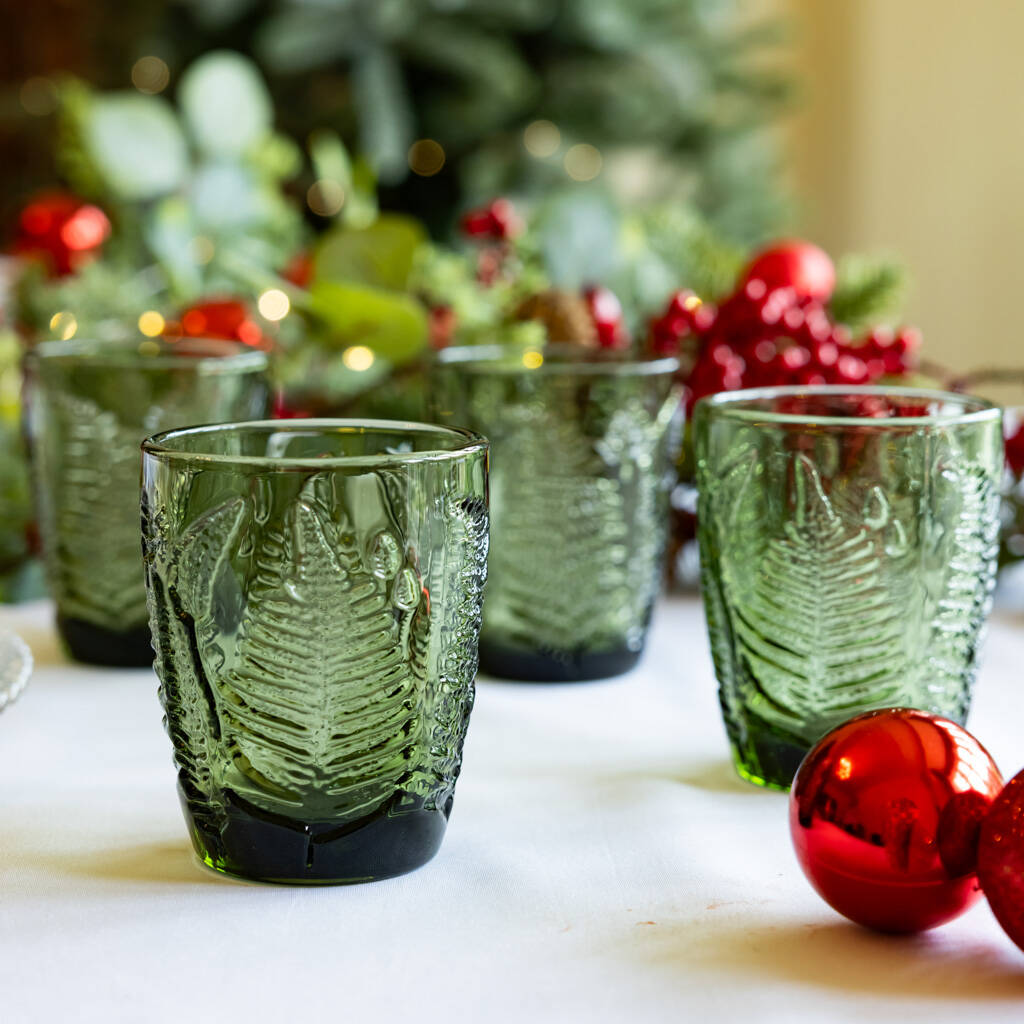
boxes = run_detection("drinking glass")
[695,385,1003,790]
[433,345,679,681]
[23,338,270,666]
[141,419,489,884]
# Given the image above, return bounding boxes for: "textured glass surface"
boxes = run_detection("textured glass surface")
[141,420,489,884]
[695,387,1004,790]
[23,339,270,666]
[0,631,32,713]
[433,346,679,681]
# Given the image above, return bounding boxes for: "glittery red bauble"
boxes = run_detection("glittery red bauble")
[978,768,1024,953]
[14,191,111,276]
[744,240,836,302]
[790,708,1003,933]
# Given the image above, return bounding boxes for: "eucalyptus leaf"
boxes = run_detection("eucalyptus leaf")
[309,281,427,365]
[83,93,187,201]
[534,189,623,290]
[179,51,273,157]
[315,215,426,290]
[146,197,202,298]
[352,48,413,184]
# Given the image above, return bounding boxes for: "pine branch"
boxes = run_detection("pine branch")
[828,255,905,332]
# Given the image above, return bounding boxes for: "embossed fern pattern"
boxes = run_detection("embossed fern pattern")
[920,459,1000,715]
[145,497,251,845]
[732,455,908,736]
[488,409,631,654]
[220,497,418,822]
[51,393,149,628]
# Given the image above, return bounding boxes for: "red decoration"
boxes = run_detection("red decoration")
[790,708,1003,933]
[172,298,268,349]
[1004,416,1024,476]
[978,768,1024,953]
[282,251,313,290]
[583,285,628,349]
[743,239,836,302]
[460,198,523,241]
[428,305,457,350]
[14,191,111,276]
[648,270,920,411]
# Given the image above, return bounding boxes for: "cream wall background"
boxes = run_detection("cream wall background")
[775,0,1024,374]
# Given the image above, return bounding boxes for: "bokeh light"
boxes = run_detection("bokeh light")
[523,120,561,158]
[407,139,445,177]
[131,56,170,95]
[522,350,544,369]
[137,310,166,337]
[20,77,58,116]
[306,180,345,217]
[49,312,77,340]
[257,289,290,321]
[564,144,603,181]
[342,345,375,371]
[59,205,110,251]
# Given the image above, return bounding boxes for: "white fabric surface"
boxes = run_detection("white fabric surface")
[3,595,1024,1024]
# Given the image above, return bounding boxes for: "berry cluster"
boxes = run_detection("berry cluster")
[649,279,921,410]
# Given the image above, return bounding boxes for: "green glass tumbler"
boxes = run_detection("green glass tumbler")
[141,419,489,884]
[695,386,1003,790]
[23,338,270,667]
[433,345,679,682]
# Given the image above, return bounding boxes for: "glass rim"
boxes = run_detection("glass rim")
[435,343,679,377]
[141,418,489,470]
[695,384,1001,428]
[24,337,269,374]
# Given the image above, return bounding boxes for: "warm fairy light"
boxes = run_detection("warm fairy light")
[20,77,58,116]
[306,180,345,217]
[407,139,445,177]
[257,289,290,322]
[190,236,215,265]
[836,757,852,781]
[342,345,375,371]
[683,295,703,312]
[523,120,561,158]
[522,350,544,369]
[49,311,77,340]
[564,143,603,182]
[131,56,170,95]
[137,310,166,337]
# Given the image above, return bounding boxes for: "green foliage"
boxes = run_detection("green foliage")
[315,215,427,291]
[828,255,905,333]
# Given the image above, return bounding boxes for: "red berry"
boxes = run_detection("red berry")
[781,345,811,372]
[175,298,269,349]
[837,354,868,383]
[460,209,496,237]
[14,191,111,276]
[1005,418,1024,476]
[487,198,523,239]
[744,240,836,303]
[584,286,627,349]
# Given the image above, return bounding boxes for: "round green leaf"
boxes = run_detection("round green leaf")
[84,93,187,201]
[179,50,273,156]
[314,215,427,291]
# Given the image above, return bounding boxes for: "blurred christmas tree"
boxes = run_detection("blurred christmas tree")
[65,0,790,242]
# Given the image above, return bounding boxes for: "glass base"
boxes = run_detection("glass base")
[57,614,154,668]
[730,729,816,792]
[185,789,451,885]
[478,638,642,682]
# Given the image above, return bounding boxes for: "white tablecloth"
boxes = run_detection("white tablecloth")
[3,595,1024,1024]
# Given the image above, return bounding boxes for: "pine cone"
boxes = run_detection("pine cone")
[514,289,597,347]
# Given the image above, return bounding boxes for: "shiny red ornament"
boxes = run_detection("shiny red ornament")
[790,708,1003,933]
[978,768,1024,953]
[14,191,111,276]
[744,240,836,302]
[174,298,268,349]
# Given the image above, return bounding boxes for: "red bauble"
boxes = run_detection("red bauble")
[173,298,267,348]
[790,708,1003,933]
[1004,412,1024,476]
[744,240,836,302]
[14,191,111,276]
[978,768,1024,953]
